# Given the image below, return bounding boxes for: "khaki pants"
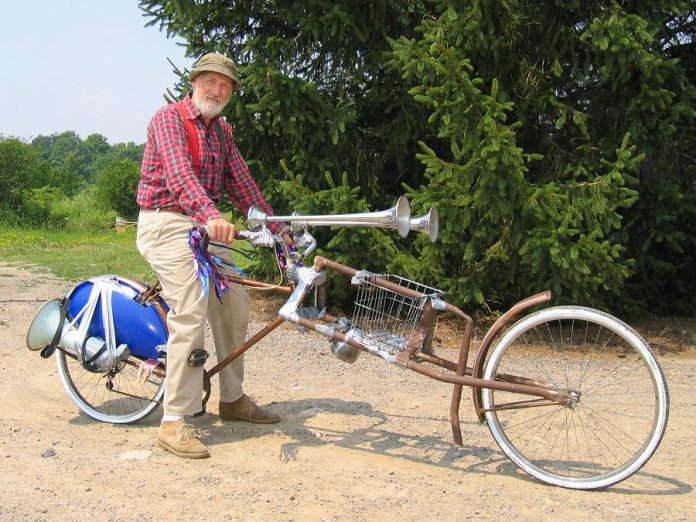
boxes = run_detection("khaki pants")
[136,209,248,417]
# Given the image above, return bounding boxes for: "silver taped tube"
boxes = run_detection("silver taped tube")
[278,266,327,323]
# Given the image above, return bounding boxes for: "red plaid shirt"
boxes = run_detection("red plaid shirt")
[137,93,281,232]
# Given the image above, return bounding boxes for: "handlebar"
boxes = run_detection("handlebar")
[197,225,282,248]
[195,224,317,261]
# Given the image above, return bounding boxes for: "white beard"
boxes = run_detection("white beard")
[192,90,227,119]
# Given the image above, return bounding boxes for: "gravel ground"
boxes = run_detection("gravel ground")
[0,261,694,521]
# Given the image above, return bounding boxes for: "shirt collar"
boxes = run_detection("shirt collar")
[180,92,200,120]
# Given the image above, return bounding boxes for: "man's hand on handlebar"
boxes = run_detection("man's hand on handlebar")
[206,218,293,248]
[207,217,236,245]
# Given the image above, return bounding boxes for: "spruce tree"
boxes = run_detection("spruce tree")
[140,0,696,313]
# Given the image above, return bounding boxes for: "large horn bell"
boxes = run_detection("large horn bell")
[26,299,108,358]
[248,196,412,238]
[410,207,439,242]
[26,298,130,372]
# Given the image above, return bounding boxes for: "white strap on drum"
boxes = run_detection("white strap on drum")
[61,277,122,368]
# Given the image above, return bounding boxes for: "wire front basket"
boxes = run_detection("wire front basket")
[351,273,443,354]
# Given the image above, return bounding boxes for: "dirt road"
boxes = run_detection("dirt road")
[1,262,694,521]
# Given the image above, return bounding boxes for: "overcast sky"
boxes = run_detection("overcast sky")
[0,0,193,144]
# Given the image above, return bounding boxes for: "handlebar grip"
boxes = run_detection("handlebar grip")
[198,225,250,241]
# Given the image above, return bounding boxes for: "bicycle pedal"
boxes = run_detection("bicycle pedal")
[137,359,159,383]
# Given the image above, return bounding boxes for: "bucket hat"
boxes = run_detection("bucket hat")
[190,53,240,87]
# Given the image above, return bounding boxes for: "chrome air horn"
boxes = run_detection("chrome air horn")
[410,206,439,242]
[247,196,439,242]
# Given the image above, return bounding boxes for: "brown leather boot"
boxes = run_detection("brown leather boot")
[219,394,280,424]
[157,419,210,459]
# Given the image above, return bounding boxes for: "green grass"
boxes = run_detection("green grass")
[0,225,255,283]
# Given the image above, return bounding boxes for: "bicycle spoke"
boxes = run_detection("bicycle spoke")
[482,306,668,489]
[57,351,165,423]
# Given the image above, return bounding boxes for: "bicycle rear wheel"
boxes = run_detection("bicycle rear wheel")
[56,350,165,424]
[481,306,669,489]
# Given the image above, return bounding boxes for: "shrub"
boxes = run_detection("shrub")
[51,186,116,231]
[94,159,141,220]
[20,186,66,227]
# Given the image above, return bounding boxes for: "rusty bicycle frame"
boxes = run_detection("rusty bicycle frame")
[156,233,574,447]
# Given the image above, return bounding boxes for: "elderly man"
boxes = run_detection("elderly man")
[136,53,290,459]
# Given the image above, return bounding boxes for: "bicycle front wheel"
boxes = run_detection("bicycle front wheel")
[481,306,669,489]
[56,350,165,424]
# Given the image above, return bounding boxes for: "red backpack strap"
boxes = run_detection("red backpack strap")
[174,102,200,174]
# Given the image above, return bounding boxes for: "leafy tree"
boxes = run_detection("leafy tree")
[1,135,87,226]
[107,142,144,163]
[139,0,441,306]
[0,136,87,225]
[83,133,111,157]
[95,159,142,220]
[141,0,696,314]
[140,0,434,210]
[91,141,144,179]
[32,131,91,183]
[82,133,111,179]
[0,138,38,212]
[29,134,56,162]
[389,1,696,312]
[1,133,144,227]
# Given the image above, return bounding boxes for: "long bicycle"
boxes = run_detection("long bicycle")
[26,198,669,490]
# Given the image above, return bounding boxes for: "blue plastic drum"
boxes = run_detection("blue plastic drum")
[67,275,168,360]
